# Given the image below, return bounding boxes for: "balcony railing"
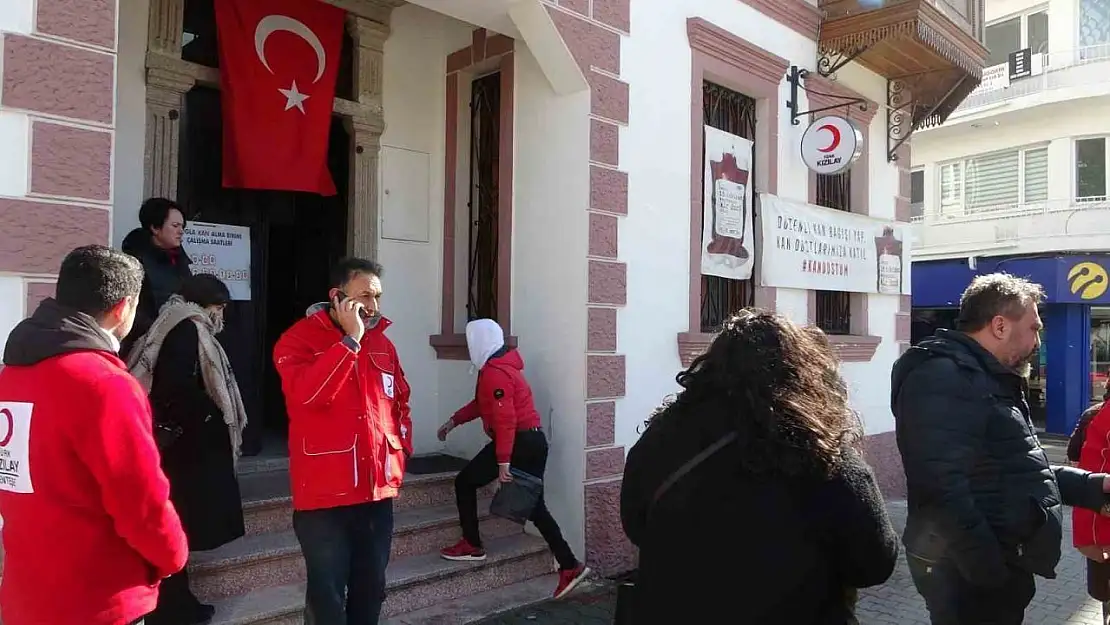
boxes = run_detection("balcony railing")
[911,197,1110,253]
[953,44,1110,113]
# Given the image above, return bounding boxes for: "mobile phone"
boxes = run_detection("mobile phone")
[333,290,373,320]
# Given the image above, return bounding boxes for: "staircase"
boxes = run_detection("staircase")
[201,455,559,625]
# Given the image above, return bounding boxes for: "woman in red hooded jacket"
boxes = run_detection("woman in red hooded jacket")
[435,319,590,599]
[1073,396,1110,607]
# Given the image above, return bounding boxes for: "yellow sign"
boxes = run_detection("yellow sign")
[1068,261,1109,300]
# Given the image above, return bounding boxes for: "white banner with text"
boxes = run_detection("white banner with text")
[182,221,252,300]
[759,195,910,295]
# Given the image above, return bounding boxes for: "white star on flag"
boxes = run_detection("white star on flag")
[279,80,309,113]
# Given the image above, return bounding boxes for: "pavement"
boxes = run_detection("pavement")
[476,500,1110,624]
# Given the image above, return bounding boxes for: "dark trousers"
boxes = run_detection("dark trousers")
[907,554,1036,625]
[455,429,578,571]
[293,499,394,625]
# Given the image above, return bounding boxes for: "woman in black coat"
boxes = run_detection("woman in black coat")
[128,274,247,625]
[620,310,898,625]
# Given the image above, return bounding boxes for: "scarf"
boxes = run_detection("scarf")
[127,295,248,464]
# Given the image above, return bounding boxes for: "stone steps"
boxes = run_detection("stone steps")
[208,534,554,625]
[192,500,523,600]
[201,462,552,624]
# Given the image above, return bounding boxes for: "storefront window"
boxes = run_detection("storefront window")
[1091,308,1110,403]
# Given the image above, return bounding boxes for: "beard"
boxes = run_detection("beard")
[1010,347,1037,378]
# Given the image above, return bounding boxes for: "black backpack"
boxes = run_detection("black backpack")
[1068,402,1105,462]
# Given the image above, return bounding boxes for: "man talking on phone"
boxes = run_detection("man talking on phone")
[273,257,412,625]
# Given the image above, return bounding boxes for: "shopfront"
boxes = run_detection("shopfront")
[913,254,1110,435]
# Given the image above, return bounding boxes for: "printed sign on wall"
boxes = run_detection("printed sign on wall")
[182,222,252,300]
[0,402,34,494]
[701,125,755,280]
[759,195,911,295]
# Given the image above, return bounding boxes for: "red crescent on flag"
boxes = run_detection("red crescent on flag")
[0,409,13,447]
[817,124,841,153]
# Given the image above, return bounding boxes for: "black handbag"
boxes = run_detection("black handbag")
[153,421,183,450]
[614,432,738,625]
[490,468,544,524]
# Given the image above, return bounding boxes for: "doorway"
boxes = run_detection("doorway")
[176,86,350,455]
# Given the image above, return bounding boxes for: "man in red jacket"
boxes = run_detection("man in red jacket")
[273,257,411,625]
[437,319,589,598]
[0,245,189,625]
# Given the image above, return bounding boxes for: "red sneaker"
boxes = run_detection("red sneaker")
[553,565,591,598]
[440,538,487,562]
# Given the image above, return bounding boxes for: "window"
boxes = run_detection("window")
[910,169,924,219]
[939,145,1048,213]
[468,72,501,320]
[1080,0,1110,49]
[814,171,852,335]
[1077,137,1108,200]
[984,9,1049,66]
[700,82,756,333]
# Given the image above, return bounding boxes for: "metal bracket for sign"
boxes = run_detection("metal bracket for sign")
[785,65,869,126]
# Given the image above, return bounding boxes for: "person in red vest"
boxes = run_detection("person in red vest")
[273,258,412,625]
[437,318,590,599]
[0,245,189,625]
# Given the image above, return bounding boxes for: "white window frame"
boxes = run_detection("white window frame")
[1074,135,1110,203]
[985,5,1050,62]
[938,144,1049,216]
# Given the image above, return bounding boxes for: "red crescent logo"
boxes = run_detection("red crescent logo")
[0,409,13,448]
[817,124,841,153]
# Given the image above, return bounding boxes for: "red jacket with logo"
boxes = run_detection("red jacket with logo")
[273,308,412,511]
[450,349,541,463]
[0,299,188,625]
[1075,401,1110,546]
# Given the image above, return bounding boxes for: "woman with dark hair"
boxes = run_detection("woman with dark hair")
[127,274,248,625]
[620,309,898,625]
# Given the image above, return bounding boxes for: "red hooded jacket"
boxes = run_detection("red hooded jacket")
[450,348,542,463]
[1075,401,1110,547]
[273,306,412,511]
[0,299,188,625]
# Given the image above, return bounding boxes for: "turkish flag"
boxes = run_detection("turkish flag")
[214,0,345,195]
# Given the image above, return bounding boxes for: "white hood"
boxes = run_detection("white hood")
[466,319,505,369]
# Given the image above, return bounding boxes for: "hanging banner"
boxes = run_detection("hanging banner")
[182,221,252,300]
[701,125,755,280]
[759,194,911,295]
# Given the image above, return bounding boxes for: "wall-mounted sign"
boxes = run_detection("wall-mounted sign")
[799,115,862,176]
[1009,48,1032,80]
[182,221,252,300]
[758,194,911,295]
[701,125,755,280]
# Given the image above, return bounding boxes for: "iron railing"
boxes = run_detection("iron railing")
[953,44,1110,113]
[467,72,500,321]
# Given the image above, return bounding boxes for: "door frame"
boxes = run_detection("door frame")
[141,0,403,260]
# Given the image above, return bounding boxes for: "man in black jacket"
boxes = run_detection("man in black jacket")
[893,272,1110,624]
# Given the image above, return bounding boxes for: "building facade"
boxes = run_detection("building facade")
[0,0,984,618]
[912,0,1110,435]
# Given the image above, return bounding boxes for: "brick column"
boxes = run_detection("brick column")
[0,0,118,343]
[546,0,635,575]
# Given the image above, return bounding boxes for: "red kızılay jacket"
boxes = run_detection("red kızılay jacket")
[451,348,542,463]
[0,299,188,625]
[1075,401,1110,547]
[273,307,412,511]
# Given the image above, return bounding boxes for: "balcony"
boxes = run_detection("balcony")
[818,0,989,159]
[912,197,1110,258]
[952,44,1110,115]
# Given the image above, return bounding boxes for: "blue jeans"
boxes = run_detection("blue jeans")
[293,499,394,625]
